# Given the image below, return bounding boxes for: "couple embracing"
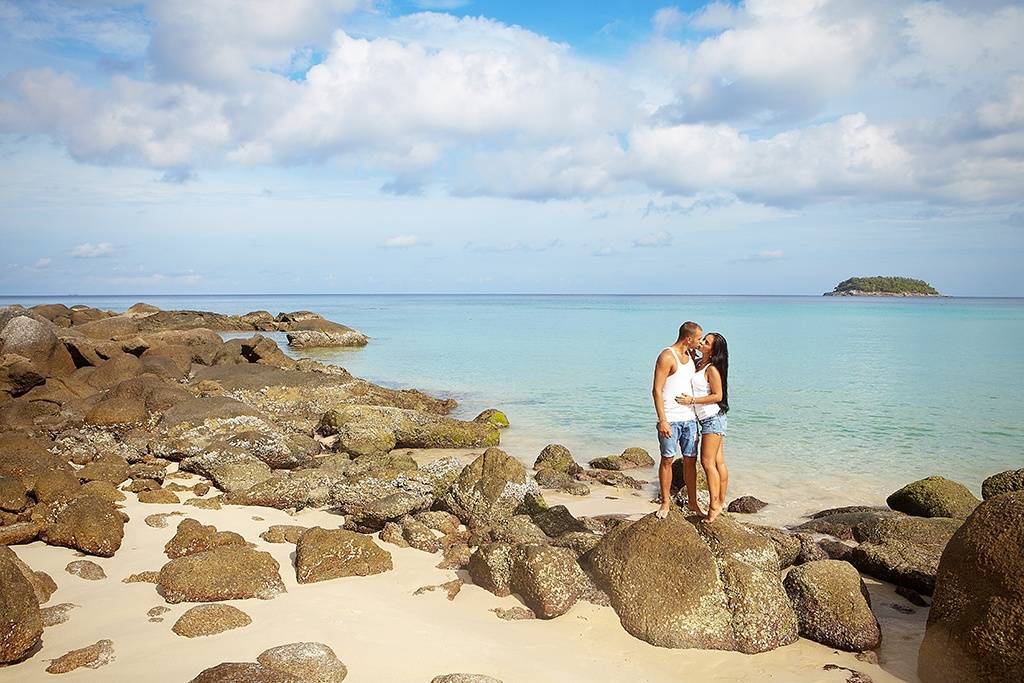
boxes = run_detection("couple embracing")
[652,321,730,523]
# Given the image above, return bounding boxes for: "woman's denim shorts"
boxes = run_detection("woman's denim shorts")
[699,413,727,436]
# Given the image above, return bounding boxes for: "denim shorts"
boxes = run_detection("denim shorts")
[699,413,727,436]
[658,420,698,458]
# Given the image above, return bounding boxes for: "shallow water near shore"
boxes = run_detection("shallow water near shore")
[6,293,1022,515]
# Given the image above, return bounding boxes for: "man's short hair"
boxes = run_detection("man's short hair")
[678,321,702,340]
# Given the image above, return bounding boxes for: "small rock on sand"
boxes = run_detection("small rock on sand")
[123,571,161,584]
[413,579,463,601]
[45,639,115,674]
[261,525,308,544]
[491,606,536,620]
[145,512,184,528]
[41,603,78,627]
[172,604,252,638]
[139,488,180,504]
[65,559,106,580]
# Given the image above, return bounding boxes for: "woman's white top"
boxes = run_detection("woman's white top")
[662,347,696,422]
[691,364,722,421]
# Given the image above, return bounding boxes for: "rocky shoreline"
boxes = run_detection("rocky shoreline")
[1,302,1021,682]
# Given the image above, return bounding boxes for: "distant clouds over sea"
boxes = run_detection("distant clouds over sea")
[1,1,1022,296]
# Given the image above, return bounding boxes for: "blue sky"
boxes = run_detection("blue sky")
[1,0,1022,296]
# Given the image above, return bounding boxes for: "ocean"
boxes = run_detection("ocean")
[5,294,1022,513]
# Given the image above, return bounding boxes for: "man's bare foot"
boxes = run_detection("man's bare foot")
[655,506,671,519]
[704,506,723,523]
[687,505,703,515]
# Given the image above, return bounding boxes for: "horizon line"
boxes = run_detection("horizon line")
[3,292,1021,299]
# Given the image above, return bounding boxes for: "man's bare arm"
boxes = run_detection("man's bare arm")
[652,350,673,436]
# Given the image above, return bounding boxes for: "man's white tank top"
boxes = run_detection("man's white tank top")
[662,347,696,422]
[692,364,721,420]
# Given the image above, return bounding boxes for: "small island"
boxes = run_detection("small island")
[824,276,942,297]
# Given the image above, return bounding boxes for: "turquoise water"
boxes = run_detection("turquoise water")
[4,294,1023,502]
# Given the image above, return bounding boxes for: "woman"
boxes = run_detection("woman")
[677,333,729,522]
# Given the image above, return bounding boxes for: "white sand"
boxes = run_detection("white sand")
[0,463,925,683]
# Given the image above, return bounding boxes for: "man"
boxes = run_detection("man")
[652,321,703,519]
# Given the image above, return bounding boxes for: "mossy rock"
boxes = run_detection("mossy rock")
[784,560,881,652]
[474,409,509,429]
[533,444,579,474]
[918,491,1024,682]
[981,469,1024,500]
[887,476,979,519]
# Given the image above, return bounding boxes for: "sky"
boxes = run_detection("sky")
[0,0,1022,296]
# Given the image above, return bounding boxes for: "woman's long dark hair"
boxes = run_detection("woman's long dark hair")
[706,332,729,414]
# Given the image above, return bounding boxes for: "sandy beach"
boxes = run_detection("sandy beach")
[0,470,922,683]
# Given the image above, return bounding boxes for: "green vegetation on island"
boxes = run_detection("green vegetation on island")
[825,276,941,297]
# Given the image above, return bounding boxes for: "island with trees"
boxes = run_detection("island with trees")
[824,276,942,297]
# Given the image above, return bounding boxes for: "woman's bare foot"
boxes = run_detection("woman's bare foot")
[704,506,723,523]
[687,505,703,515]
[655,506,671,519]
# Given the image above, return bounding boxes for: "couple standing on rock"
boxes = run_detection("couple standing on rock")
[652,321,730,523]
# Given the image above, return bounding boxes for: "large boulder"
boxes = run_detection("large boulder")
[467,543,515,597]
[981,469,1024,500]
[507,544,589,618]
[0,433,68,490]
[0,546,56,604]
[531,505,590,538]
[0,551,43,663]
[849,515,961,595]
[318,405,498,458]
[294,527,393,584]
[286,329,367,349]
[35,494,125,557]
[0,353,45,398]
[444,447,542,529]
[231,470,345,510]
[77,453,130,486]
[918,491,1024,682]
[581,509,797,653]
[158,546,286,603]
[783,560,881,651]
[0,315,75,378]
[345,491,433,531]
[0,476,30,512]
[792,508,902,541]
[180,447,273,494]
[887,476,979,519]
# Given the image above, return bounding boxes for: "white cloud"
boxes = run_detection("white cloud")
[144,0,367,87]
[71,242,115,258]
[32,257,52,269]
[381,234,421,248]
[624,113,914,205]
[652,7,686,34]
[0,1,1021,208]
